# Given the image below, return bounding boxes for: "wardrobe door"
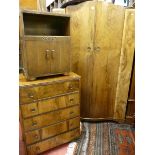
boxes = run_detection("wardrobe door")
[66,1,96,117]
[91,2,125,118]
[114,9,135,120]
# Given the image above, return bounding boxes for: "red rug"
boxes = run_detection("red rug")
[68,122,135,155]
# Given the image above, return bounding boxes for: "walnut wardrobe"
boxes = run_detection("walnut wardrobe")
[66,2,135,121]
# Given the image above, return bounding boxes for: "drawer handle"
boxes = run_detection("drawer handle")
[28,93,34,98]
[34,134,39,139]
[69,85,73,90]
[71,134,74,138]
[31,108,36,113]
[32,121,37,126]
[70,111,74,114]
[70,98,74,102]
[36,146,40,152]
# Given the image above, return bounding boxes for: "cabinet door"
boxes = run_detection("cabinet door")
[91,2,125,118]
[50,37,70,73]
[66,1,96,118]
[24,37,51,78]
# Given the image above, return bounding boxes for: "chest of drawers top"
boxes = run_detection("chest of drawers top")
[19,72,80,87]
[19,72,81,104]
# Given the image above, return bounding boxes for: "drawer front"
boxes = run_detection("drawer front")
[41,121,68,139]
[23,106,80,132]
[27,128,80,155]
[23,110,60,132]
[20,103,38,118]
[60,106,80,120]
[38,96,66,114]
[20,87,38,104]
[38,93,80,114]
[27,136,57,155]
[56,128,80,145]
[38,80,79,99]
[67,93,80,107]
[25,130,40,145]
[69,117,80,130]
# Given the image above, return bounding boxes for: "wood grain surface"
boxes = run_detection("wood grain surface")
[66,1,96,117]
[90,2,125,118]
[67,2,128,119]
[114,9,135,120]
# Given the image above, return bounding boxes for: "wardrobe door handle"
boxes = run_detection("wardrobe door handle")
[94,47,100,52]
[87,46,91,52]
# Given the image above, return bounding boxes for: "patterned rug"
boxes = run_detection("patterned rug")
[66,122,135,155]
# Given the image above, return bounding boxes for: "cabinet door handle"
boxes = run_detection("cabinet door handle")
[45,49,50,59]
[51,50,55,59]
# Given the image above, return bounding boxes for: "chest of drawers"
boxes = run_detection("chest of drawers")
[19,72,81,155]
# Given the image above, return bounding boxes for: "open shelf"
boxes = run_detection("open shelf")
[23,12,70,36]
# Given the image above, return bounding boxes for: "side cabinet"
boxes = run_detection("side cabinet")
[24,36,70,78]
[20,11,71,80]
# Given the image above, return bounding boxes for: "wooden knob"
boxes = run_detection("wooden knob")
[31,108,36,112]
[70,111,74,114]
[34,134,38,139]
[28,93,34,98]
[36,146,40,153]
[32,121,37,126]
[69,85,73,90]
[70,98,74,102]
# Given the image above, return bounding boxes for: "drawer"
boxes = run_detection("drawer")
[38,80,79,99]
[20,103,38,118]
[27,136,57,155]
[23,110,60,132]
[27,128,80,155]
[38,96,66,114]
[25,130,40,145]
[56,128,80,145]
[38,93,80,114]
[20,87,38,104]
[23,106,80,132]
[21,93,80,118]
[67,93,80,107]
[60,105,80,120]
[68,117,80,130]
[41,121,68,139]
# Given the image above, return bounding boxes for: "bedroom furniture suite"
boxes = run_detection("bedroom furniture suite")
[19,1,135,154]
[19,72,81,154]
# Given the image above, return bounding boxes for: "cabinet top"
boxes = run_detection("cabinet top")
[20,9,70,18]
[19,72,81,87]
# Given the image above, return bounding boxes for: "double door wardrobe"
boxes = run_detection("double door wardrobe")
[66,1,135,121]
